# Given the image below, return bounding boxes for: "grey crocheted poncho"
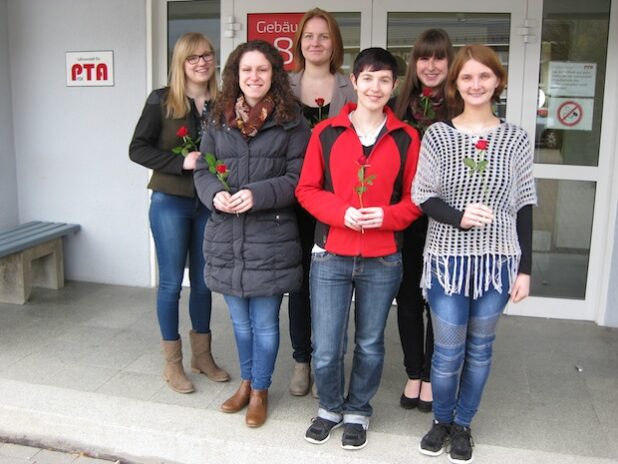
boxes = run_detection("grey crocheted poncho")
[413,121,537,299]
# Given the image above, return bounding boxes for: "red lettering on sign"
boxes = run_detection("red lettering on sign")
[71,64,83,81]
[83,63,95,80]
[96,63,108,80]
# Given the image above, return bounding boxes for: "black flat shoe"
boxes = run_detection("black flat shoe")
[417,398,433,413]
[400,393,419,409]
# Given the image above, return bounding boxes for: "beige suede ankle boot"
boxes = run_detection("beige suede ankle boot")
[189,330,230,382]
[162,339,195,394]
[289,362,311,396]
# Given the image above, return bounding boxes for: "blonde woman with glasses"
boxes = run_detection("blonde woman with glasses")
[130,32,229,395]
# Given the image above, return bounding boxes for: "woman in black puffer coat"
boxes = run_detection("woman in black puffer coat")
[193,40,310,428]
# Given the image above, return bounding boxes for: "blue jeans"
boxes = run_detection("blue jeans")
[224,294,283,390]
[310,252,402,426]
[149,191,211,341]
[426,256,511,427]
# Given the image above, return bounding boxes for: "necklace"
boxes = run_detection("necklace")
[350,111,386,138]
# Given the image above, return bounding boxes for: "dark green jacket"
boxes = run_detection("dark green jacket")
[129,88,204,197]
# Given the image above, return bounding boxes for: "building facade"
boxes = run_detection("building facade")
[1,0,617,326]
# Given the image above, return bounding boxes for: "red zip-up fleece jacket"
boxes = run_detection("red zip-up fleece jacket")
[296,103,422,258]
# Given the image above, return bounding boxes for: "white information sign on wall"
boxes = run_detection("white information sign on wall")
[66,51,114,87]
[547,62,596,97]
[547,97,594,131]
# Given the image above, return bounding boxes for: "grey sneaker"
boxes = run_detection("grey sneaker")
[341,423,367,450]
[304,416,343,444]
[448,423,474,464]
[419,420,451,456]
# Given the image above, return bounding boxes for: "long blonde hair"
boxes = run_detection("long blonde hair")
[165,32,218,119]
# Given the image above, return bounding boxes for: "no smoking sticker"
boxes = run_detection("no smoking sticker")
[547,97,593,131]
[558,101,583,126]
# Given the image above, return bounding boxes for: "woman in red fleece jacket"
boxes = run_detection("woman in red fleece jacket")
[296,47,422,450]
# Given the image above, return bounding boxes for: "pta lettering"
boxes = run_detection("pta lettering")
[71,63,108,82]
[256,20,298,34]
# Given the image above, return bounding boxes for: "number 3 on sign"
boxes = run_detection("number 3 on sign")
[274,37,293,65]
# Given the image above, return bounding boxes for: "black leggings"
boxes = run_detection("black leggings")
[396,216,433,383]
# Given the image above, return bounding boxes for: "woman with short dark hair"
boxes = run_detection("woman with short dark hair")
[297,47,422,450]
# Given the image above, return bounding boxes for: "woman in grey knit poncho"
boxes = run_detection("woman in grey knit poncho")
[413,45,537,464]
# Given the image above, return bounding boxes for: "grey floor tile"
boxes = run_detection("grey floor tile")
[95,371,165,401]
[44,364,119,392]
[0,354,65,385]
[0,456,31,464]
[30,449,76,464]
[0,444,39,459]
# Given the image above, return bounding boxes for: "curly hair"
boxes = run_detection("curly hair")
[212,40,299,126]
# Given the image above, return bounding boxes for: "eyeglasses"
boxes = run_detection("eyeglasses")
[186,52,215,65]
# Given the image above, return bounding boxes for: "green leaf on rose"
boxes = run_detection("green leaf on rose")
[463,157,477,169]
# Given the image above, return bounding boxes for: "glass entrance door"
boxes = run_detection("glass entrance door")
[371,0,613,322]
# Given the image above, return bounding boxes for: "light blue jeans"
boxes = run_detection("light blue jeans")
[223,294,283,390]
[426,256,511,427]
[149,191,211,340]
[310,252,402,426]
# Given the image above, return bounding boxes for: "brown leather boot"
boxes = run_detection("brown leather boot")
[245,389,268,427]
[162,339,194,394]
[220,380,251,413]
[189,330,230,382]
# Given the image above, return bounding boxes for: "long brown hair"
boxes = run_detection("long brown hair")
[446,44,507,117]
[212,40,299,126]
[292,8,344,74]
[166,32,218,119]
[394,29,453,120]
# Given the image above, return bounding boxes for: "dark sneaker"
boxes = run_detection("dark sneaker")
[304,416,343,444]
[341,423,368,450]
[448,423,474,464]
[419,419,451,456]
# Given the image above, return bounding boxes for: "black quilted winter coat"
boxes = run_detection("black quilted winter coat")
[194,110,311,297]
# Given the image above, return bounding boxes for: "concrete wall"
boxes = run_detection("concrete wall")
[7,0,152,286]
[0,0,18,230]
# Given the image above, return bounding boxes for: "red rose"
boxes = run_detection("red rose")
[421,88,433,98]
[475,139,488,150]
[315,97,325,107]
[176,126,189,138]
[216,164,227,174]
[357,155,368,166]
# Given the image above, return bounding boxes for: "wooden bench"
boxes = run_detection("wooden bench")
[0,221,80,304]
